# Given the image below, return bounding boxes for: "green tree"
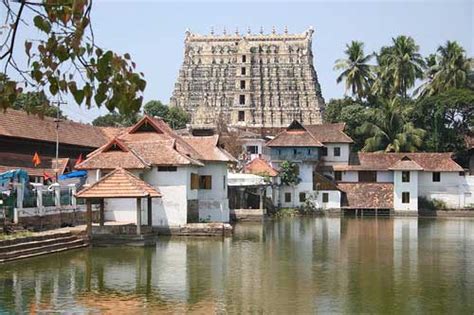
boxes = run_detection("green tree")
[324,98,371,151]
[143,100,169,118]
[373,36,425,98]
[334,41,373,99]
[420,41,472,97]
[143,100,190,129]
[412,88,474,152]
[92,112,138,127]
[279,161,301,186]
[1,1,146,114]
[358,98,426,152]
[12,91,66,119]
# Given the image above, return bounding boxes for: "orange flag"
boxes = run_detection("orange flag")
[32,152,41,167]
[75,153,84,166]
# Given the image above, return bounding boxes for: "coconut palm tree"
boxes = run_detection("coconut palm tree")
[357,98,426,152]
[334,41,374,100]
[420,41,472,96]
[373,36,425,98]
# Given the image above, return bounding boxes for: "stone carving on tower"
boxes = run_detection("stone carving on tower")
[170,27,325,128]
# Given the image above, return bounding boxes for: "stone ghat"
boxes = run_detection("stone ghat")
[153,223,233,237]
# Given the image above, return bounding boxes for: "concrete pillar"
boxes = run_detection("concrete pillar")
[86,200,92,238]
[15,181,24,210]
[147,197,152,227]
[136,198,142,235]
[259,188,264,210]
[69,185,77,207]
[37,186,43,216]
[99,199,105,227]
[53,184,61,207]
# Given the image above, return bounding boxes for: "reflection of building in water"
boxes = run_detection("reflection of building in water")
[393,218,418,280]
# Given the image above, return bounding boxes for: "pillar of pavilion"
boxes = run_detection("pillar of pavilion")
[75,168,161,237]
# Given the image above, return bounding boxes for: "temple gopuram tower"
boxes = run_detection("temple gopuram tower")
[170,26,325,128]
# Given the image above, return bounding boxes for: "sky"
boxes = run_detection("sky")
[5,0,474,122]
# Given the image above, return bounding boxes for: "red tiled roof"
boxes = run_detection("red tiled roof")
[0,109,109,148]
[305,123,354,143]
[182,135,236,162]
[333,152,463,172]
[338,183,393,209]
[314,173,339,190]
[266,120,323,148]
[76,116,235,170]
[0,152,68,177]
[75,168,161,199]
[388,158,424,171]
[244,158,278,177]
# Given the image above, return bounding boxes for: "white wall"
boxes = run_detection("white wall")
[197,162,230,222]
[418,171,466,208]
[377,171,393,182]
[394,170,418,211]
[321,143,350,165]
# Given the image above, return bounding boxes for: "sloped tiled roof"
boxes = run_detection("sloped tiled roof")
[266,120,323,148]
[76,115,235,170]
[0,109,109,148]
[333,152,463,172]
[314,173,339,190]
[388,157,424,171]
[305,123,354,143]
[244,158,278,177]
[0,152,68,177]
[75,168,161,199]
[182,135,236,162]
[338,183,393,209]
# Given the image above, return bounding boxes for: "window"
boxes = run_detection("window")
[241,67,246,75]
[242,55,246,62]
[334,171,342,181]
[459,171,465,176]
[358,171,376,183]
[285,192,291,203]
[239,95,245,105]
[199,175,212,190]
[402,171,410,182]
[402,192,410,204]
[299,192,306,202]
[432,172,441,182]
[246,145,259,154]
[223,175,226,190]
[334,147,341,157]
[238,111,245,122]
[191,173,199,190]
[158,166,177,172]
[293,149,298,156]
[322,193,329,203]
[240,80,246,89]
[321,147,328,156]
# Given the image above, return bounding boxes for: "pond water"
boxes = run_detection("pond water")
[1,217,474,314]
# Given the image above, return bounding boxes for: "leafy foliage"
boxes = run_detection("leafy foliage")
[279,161,301,186]
[357,98,426,152]
[1,0,146,115]
[92,111,138,127]
[12,91,66,119]
[334,41,373,99]
[143,100,190,129]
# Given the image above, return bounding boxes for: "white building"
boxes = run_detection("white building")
[76,116,235,226]
[264,120,473,212]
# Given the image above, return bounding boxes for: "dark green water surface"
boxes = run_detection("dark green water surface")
[1,217,473,314]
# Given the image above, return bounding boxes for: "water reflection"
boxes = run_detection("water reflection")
[1,217,474,313]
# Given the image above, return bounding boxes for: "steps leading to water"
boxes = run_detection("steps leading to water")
[0,232,89,263]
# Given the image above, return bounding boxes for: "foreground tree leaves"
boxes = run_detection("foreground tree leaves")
[0,0,146,115]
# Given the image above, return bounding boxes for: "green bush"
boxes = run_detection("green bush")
[418,197,447,210]
[273,208,299,218]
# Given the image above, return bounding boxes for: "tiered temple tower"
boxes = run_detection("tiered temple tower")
[170,27,325,128]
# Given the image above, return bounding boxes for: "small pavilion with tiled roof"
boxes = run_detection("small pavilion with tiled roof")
[75,168,161,236]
